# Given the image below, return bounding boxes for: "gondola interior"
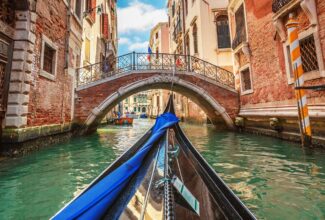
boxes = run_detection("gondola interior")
[51,96,256,220]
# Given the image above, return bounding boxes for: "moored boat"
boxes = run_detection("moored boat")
[51,96,256,220]
[113,117,133,125]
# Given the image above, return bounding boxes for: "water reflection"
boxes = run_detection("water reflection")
[181,123,325,220]
[0,120,324,219]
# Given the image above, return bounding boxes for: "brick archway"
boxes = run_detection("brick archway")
[74,71,239,133]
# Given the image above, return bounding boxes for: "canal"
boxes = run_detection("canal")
[0,120,325,219]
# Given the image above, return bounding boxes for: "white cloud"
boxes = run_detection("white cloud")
[118,0,168,34]
[119,37,130,45]
[128,41,149,51]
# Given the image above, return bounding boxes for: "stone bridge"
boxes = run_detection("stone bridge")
[74,52,239,133]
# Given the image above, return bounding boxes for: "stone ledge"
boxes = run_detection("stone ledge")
[244,127,325,148]
[1,123,72,143]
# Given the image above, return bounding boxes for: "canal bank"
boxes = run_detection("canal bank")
[0,119,324,219]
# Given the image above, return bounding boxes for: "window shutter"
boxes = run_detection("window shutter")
[90,0,96,22]
[101,13,109,40]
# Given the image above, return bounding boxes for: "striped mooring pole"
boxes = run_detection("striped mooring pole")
[286,13,312,147]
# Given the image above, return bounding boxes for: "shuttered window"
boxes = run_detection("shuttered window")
[86,0,96,23]
[85,38,90,63]
[193,23,198,54]
[101,13,109,40]
[75,0,82,19]
[216,15,231,49]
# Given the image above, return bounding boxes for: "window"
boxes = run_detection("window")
[134,97,136,102]
[232,4,247,49]
[185,0,188,15]
[40,35,58,80]
[75,0,82,19]
[155,32,159,39]
[43,44,55,74]
[300,35,319,72]
[172,2,175,17]
[193,23,198,54]
[133,107,136,112]
[216,15,231,49]
[286,34,319,77]
[240,67,252,93]
[185,34,190,55]
[138,107,141,112]
[156,47,159,58]
[85,38,90,64]
[142,107,146,113]
[86,0,96,23]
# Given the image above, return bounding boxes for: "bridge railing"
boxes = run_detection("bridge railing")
[76,52,235,88]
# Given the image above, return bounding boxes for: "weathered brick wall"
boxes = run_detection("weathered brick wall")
[28,0,73,126]
[240,0,325,107]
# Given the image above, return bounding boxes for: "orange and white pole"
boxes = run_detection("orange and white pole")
[286,13,312,147]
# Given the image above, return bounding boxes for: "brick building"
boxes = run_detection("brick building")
[0,0,84,151]
[229,0,325,144]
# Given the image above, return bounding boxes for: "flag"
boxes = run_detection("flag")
[176,57,182,67]
[147,47,152,61]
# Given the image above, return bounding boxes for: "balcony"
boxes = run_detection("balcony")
[231,28,246,50]
[272,0,293,13]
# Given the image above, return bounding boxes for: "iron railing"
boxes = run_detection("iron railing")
[76,52,235,88]
[272,0,293,13]
[232,28,246,50]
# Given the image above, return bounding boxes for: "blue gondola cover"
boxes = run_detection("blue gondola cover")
[52,113,179,220]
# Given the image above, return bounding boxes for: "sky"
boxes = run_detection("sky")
[117,0,168,55]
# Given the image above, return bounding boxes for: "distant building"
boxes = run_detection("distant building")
[167,0,233,70]
[81,0,118,67]
[123,92,150,115]
[149,22,170,54]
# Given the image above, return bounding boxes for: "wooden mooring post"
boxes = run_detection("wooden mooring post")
[286,13,312,147]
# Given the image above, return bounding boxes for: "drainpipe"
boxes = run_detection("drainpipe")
[62,0,71,124]
[65,0,71,69]
[181,0,186,55]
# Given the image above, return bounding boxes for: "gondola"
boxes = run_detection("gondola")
[51,96,256,220]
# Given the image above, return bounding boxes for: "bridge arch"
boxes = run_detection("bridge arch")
[75,72,239,133]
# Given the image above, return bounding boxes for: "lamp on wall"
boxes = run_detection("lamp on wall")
[83,4,103,18]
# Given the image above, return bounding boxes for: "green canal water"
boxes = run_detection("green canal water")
[0,119,325,219]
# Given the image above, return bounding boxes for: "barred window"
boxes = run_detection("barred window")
[240,68,252,92]
[43,44,55,74]
[287,34,319,76]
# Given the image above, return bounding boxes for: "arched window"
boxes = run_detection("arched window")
[216,15,231,49]
[142,107,146,113]
[185,0,188,15]
[192,23,198,54]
